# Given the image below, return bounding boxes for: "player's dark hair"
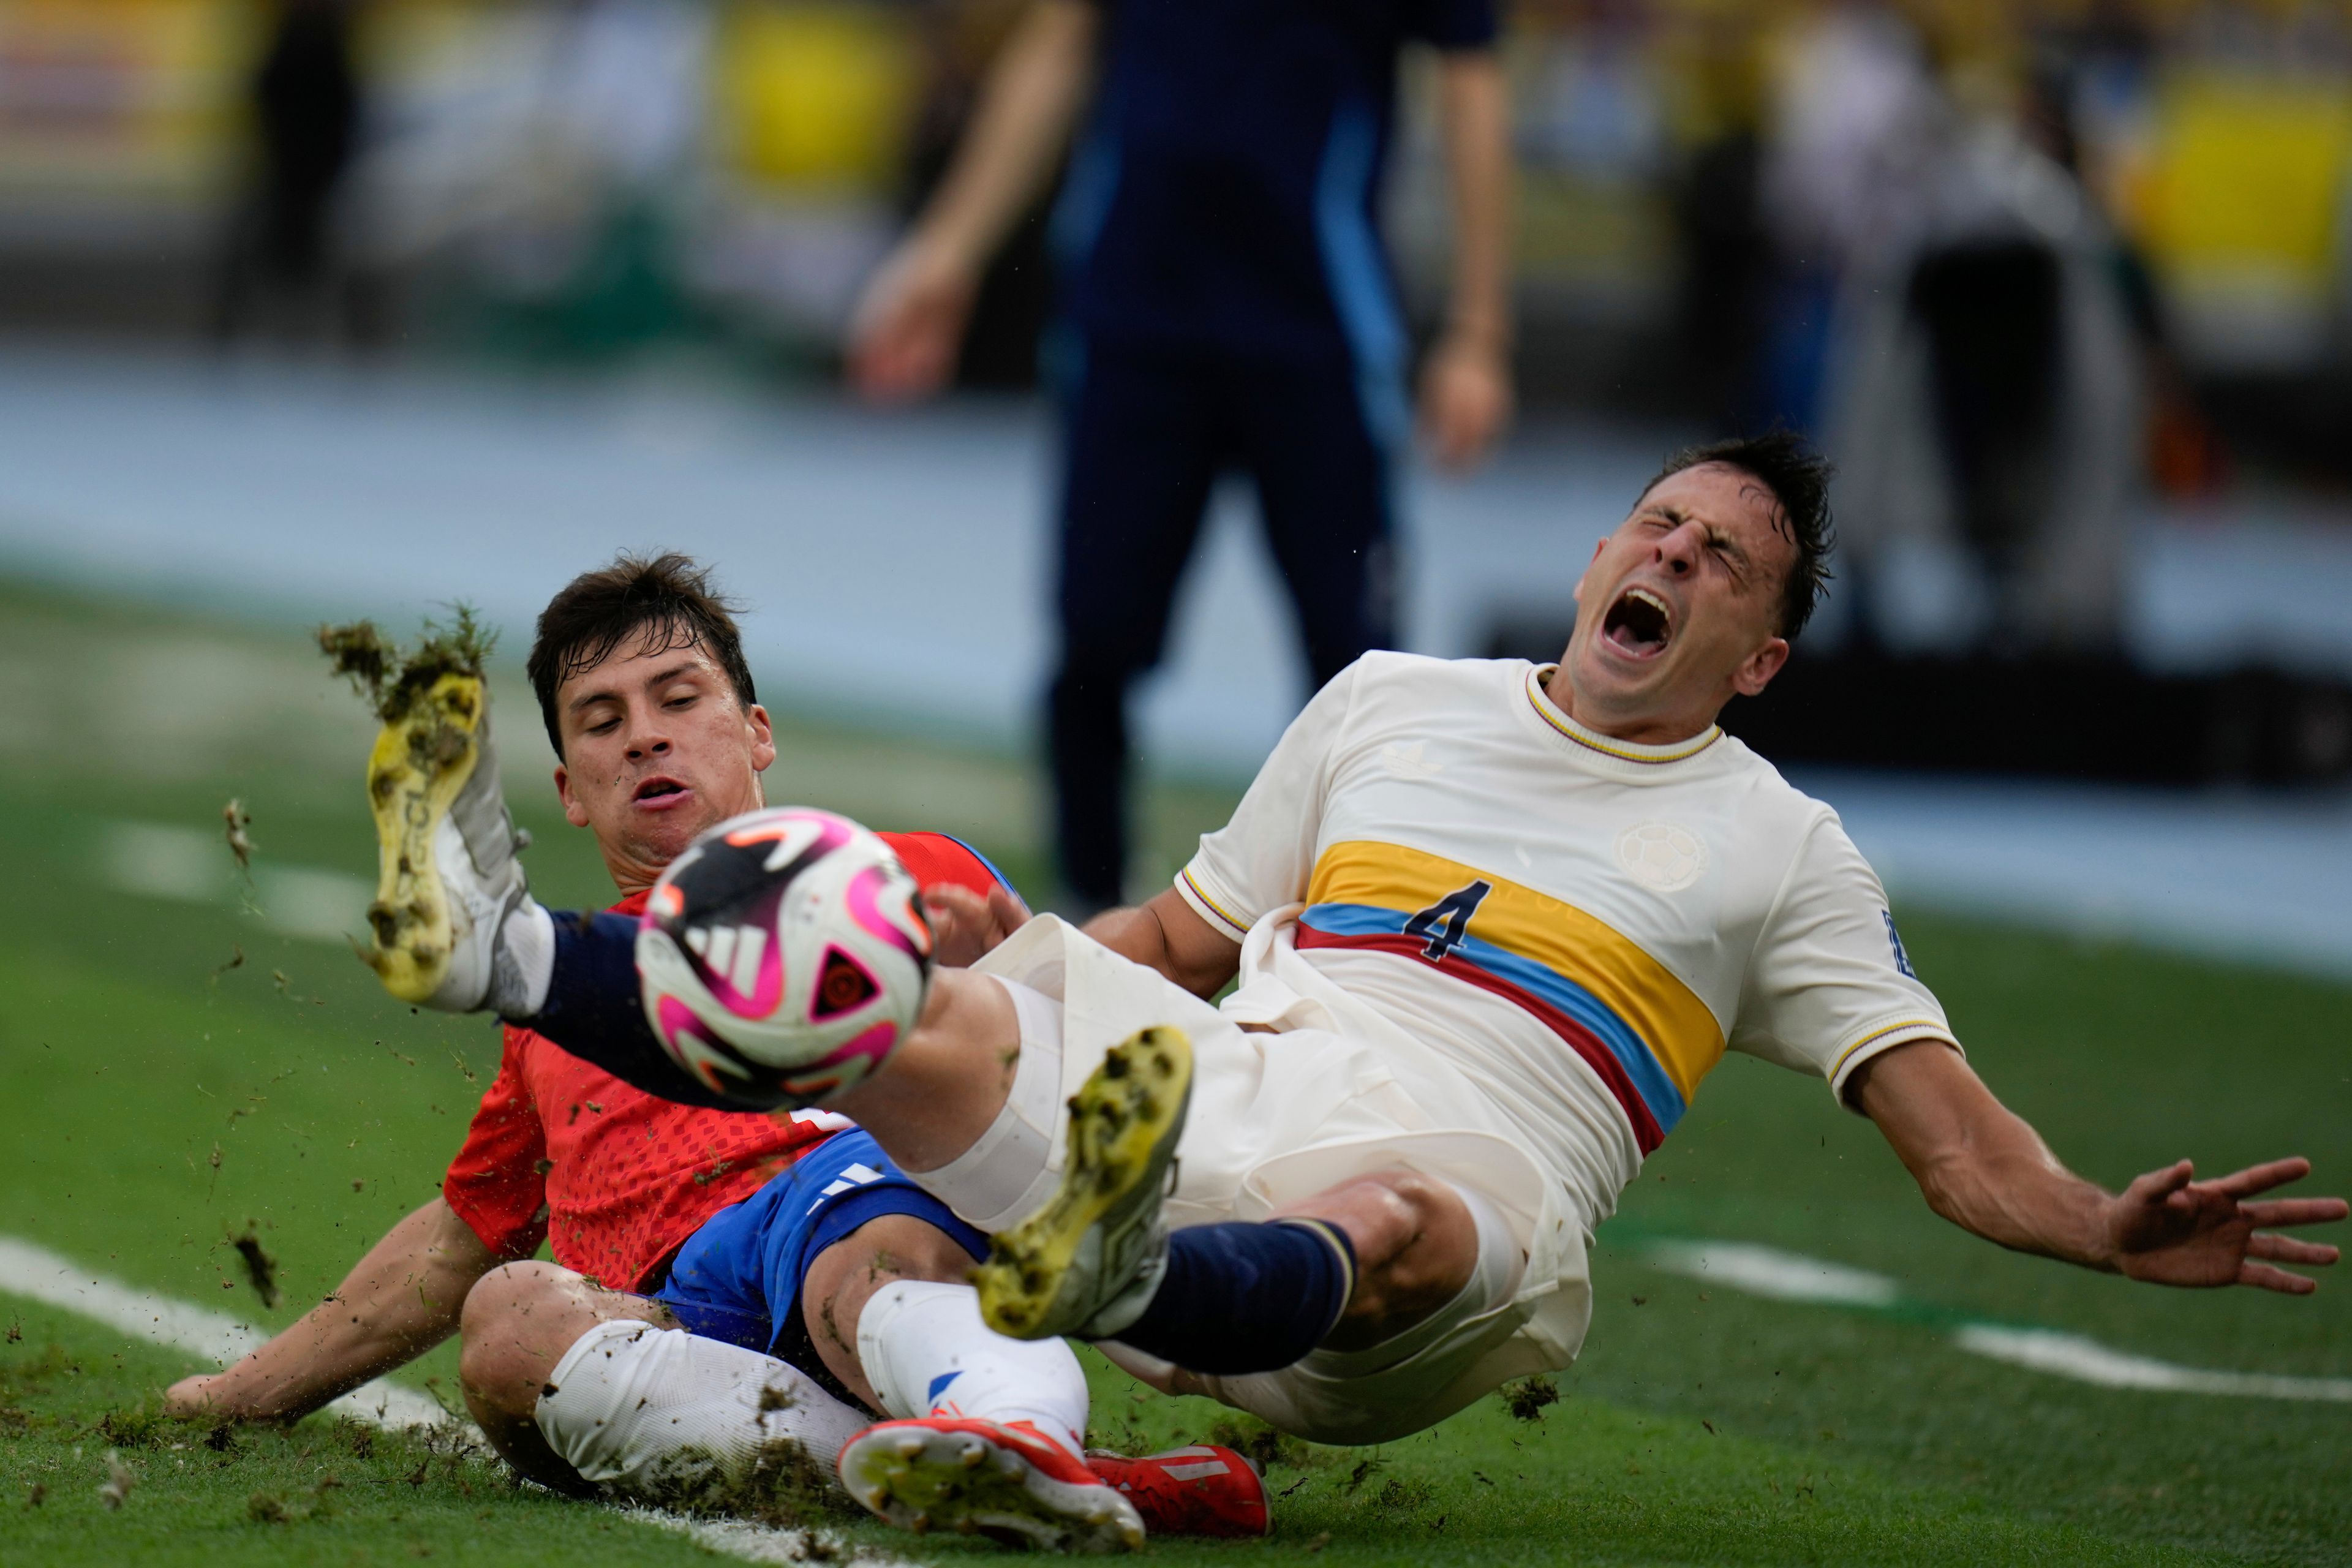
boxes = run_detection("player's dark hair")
[527,552,758,758]
[1645,431,1836,639]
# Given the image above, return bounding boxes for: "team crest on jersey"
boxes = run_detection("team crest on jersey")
[1615,822,1707,893]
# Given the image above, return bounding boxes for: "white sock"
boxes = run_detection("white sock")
[908,979,1065,1231]
[535,1319,869,1497]
[491,900,556,1019]
[856,1280,1088,1460]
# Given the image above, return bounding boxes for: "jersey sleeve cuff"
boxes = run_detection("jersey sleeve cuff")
[1827,1019,1962,1111]
[1174,863,1254,944]
[440,1182,547,1261]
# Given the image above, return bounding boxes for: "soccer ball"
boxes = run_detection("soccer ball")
[636,807,933,1109]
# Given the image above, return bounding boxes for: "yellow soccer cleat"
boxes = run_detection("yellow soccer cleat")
[364,669,489,1001]
[973,1025,1191,1342]
[325,617,533,1012]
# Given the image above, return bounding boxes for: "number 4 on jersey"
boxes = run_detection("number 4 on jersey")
[1404,879,1491,962]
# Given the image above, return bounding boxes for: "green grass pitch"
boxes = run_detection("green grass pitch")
[0,578,2345,1565]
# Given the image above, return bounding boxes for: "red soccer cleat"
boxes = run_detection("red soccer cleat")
[1085,1444,1270,1539]
[837,1416,1145,1552]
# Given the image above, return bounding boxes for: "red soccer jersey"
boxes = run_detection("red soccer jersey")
[440,830,1007,1291]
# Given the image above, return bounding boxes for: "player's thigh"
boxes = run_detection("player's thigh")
[1055,343,1225,662]
[1230,358,1400,671]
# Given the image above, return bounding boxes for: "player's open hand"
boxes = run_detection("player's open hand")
[2105,1156,2346,1293]
[922,881,1031,967]
[1417,330,1513,472]
[847,239,979,404]
[165,1372,232,1420]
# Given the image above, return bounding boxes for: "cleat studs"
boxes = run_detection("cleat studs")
[894,1436,926,1458]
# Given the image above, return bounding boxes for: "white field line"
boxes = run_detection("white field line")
[0,1235,445,1430]
[1951,1324,2352,1402]
[99,819,372,945]
[614,1506,884,1564]
[1646,1239,2352,1403]
[0,1235,897,1565]
[1645,1240,1902,1308]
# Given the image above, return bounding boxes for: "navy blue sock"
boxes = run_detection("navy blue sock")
[532,910,745,1110]
[1112,1219,1357,1374]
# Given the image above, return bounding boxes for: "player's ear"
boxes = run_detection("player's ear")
[554,764,591,829]
[1732,635,1790,698]
[745,703,777,774]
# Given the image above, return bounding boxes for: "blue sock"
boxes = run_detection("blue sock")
[1112,1219,1357,1374]
[533,910,745,1110]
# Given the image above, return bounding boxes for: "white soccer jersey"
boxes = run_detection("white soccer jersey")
[1174,652,1958,1230]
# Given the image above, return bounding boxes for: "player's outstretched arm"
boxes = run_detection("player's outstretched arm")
[1851,1041,2346,1293]
[1084,888,1243,1000]
[165,1198,504,1423]
[848,0,1098,402]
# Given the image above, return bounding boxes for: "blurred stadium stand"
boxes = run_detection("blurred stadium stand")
[0,0,2348,787]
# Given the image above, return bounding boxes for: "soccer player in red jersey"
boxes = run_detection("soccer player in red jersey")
[168,555,1264,1549]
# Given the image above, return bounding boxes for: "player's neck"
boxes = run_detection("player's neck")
[1540,663,1720,748]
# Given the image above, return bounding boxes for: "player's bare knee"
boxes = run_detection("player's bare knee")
[458,1264,551,1417]
[1283,1171,1477,1330]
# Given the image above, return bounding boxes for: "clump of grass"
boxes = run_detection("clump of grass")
[332,1419,377,1460]
[633,1439,858,1530]
[92,1403,174,1450]
[1502,1373,1561,1421]
[232,1224,281,1310]
[0,1343,74,1398]
[318,606,495,726]
[1371,1476,1436,1514]
[1204,1411,1316,1472]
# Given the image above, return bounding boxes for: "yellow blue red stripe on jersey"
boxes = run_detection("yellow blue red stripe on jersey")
[1296,840,1724,1153]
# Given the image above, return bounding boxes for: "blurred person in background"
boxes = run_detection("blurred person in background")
[214,0,369,345]
[848,0,1515,913]
[1770,2,2143,656]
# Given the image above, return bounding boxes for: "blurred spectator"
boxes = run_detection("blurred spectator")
[1665,4,1772,433]
[214,0,368,345]
[1779,4,2143,655]
[848,0,1515,911]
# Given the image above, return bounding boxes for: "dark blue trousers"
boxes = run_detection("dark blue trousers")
[1048,338,1400,907]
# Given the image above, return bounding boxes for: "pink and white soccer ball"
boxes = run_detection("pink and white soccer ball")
[636,807,933,1108]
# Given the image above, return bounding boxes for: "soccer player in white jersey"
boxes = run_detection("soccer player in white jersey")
[382,433,2344,1526]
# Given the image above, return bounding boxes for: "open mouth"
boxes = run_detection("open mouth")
[632,777,690,805]
[1600,587,1673,660]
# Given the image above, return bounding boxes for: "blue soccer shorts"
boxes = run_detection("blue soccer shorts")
[652,1128,987,1361]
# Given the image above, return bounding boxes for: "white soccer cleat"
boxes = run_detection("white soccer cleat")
[837,1416,1145,1553]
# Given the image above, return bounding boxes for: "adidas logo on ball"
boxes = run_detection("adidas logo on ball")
[636,807,933,1109]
